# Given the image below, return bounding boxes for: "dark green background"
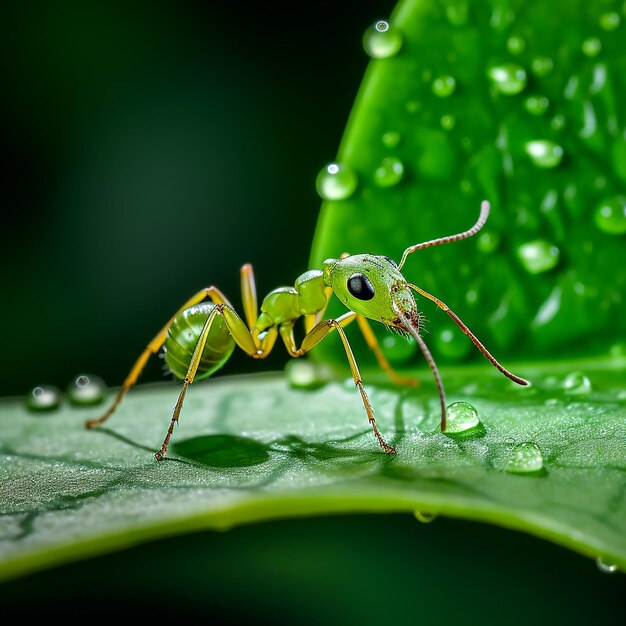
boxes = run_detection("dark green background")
[1,0,394,399]
[1,0,623,621]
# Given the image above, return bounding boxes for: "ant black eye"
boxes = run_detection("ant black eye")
[347,273,375,300]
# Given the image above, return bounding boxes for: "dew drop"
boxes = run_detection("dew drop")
[599,12,621,31]
[414,511,437,523]
[440,114,456,130]
[594,196,626,235]
[582,37,602,57]
[505,442,544,474]
[382,130,401,148]
[373,157,404,188]
[524,95,549,116]
[442,401,482,435]
[561,371,592,395]
[524,140,564,168]
[316,162,358,201]
[381,334,417,364]
[507,35,526,55]
[363,19,403,59]
[445,1,468,25]
[285,360,330,390]
[551,114,566,130]
[487,64,527,95]
[432,75,456,97]
[490,6,515,30]
[477,231,500,253]
[67,373,107,406]
[435,327,471,361]
[596,557,618,574]
[516,240,560,274]
[26,385,62,412]
[531,56,554,77]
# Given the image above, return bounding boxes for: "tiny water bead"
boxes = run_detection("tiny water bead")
[599,12,621,31]
[285,359,330,390]
[524,95,549,116]
[476,230,501,253]
[26,385,62,411]
[524,140,564,168]
[373,157,404,188]
[316,162,358,201]
[507,35,526,55]
[505,442,544,474]
[432,75,456,97]
[381,333,417,364]
[382,130,401,148]
[362,19,403,59]
[434,326,471,360]
[561,371,592,395]
[442,401,481,435]
[596,557,618,574]
[444,1,468,26]
[594,196,626,235]
[67,374,107,406]
[487,64,527,95]
[440,114,456,130]
[516,239,560,274]
[531,56,554,77]
[582,37,602,57]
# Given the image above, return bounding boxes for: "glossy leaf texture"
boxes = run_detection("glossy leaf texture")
[309,0,626,368]
[1,356,625,581]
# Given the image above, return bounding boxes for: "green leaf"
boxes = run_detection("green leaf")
[310,0,626,369]
[1,355,625,580]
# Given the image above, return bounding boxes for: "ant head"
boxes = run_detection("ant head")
[322,254,419,330]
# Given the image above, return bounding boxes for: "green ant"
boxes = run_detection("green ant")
[86,200,529,459]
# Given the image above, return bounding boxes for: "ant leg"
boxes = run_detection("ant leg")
[240,263,258,330]
[298,317,396,455]
[355,315,419,388]
[85,286,234,429]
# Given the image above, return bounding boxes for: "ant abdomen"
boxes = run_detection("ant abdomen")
[163,303,235,381]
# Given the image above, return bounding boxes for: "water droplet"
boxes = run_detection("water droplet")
[442,401,482,435]
[507,36,526,55]
[524,95,549,116]
[67,373,107,406]
[285,360,330,390]
[599,12,621,31]
[435,326,471,361]
[551,114,566,130]
[516,240,560,274]
[524,140,564,168]
[316,162,358,201]
[432,75,456,97]
[445,1,468,25]
[363,19,403,59]
[488,64,527,95]
[582,37,602,57]
[476,230,500,253]
[561,372,592,395]
[505,442,544,474]
[26,385,62,412]
[382,131,401,148]
[531,56,554,77]
[596,557,618,574]
[594,196,626,235]
[440,114,456,130]
[381,334,417,364]
[373,157,404,188]
[490,6,515,30]
[414,511,437,523]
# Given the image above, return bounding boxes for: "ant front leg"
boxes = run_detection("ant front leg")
[298,315,396,455]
